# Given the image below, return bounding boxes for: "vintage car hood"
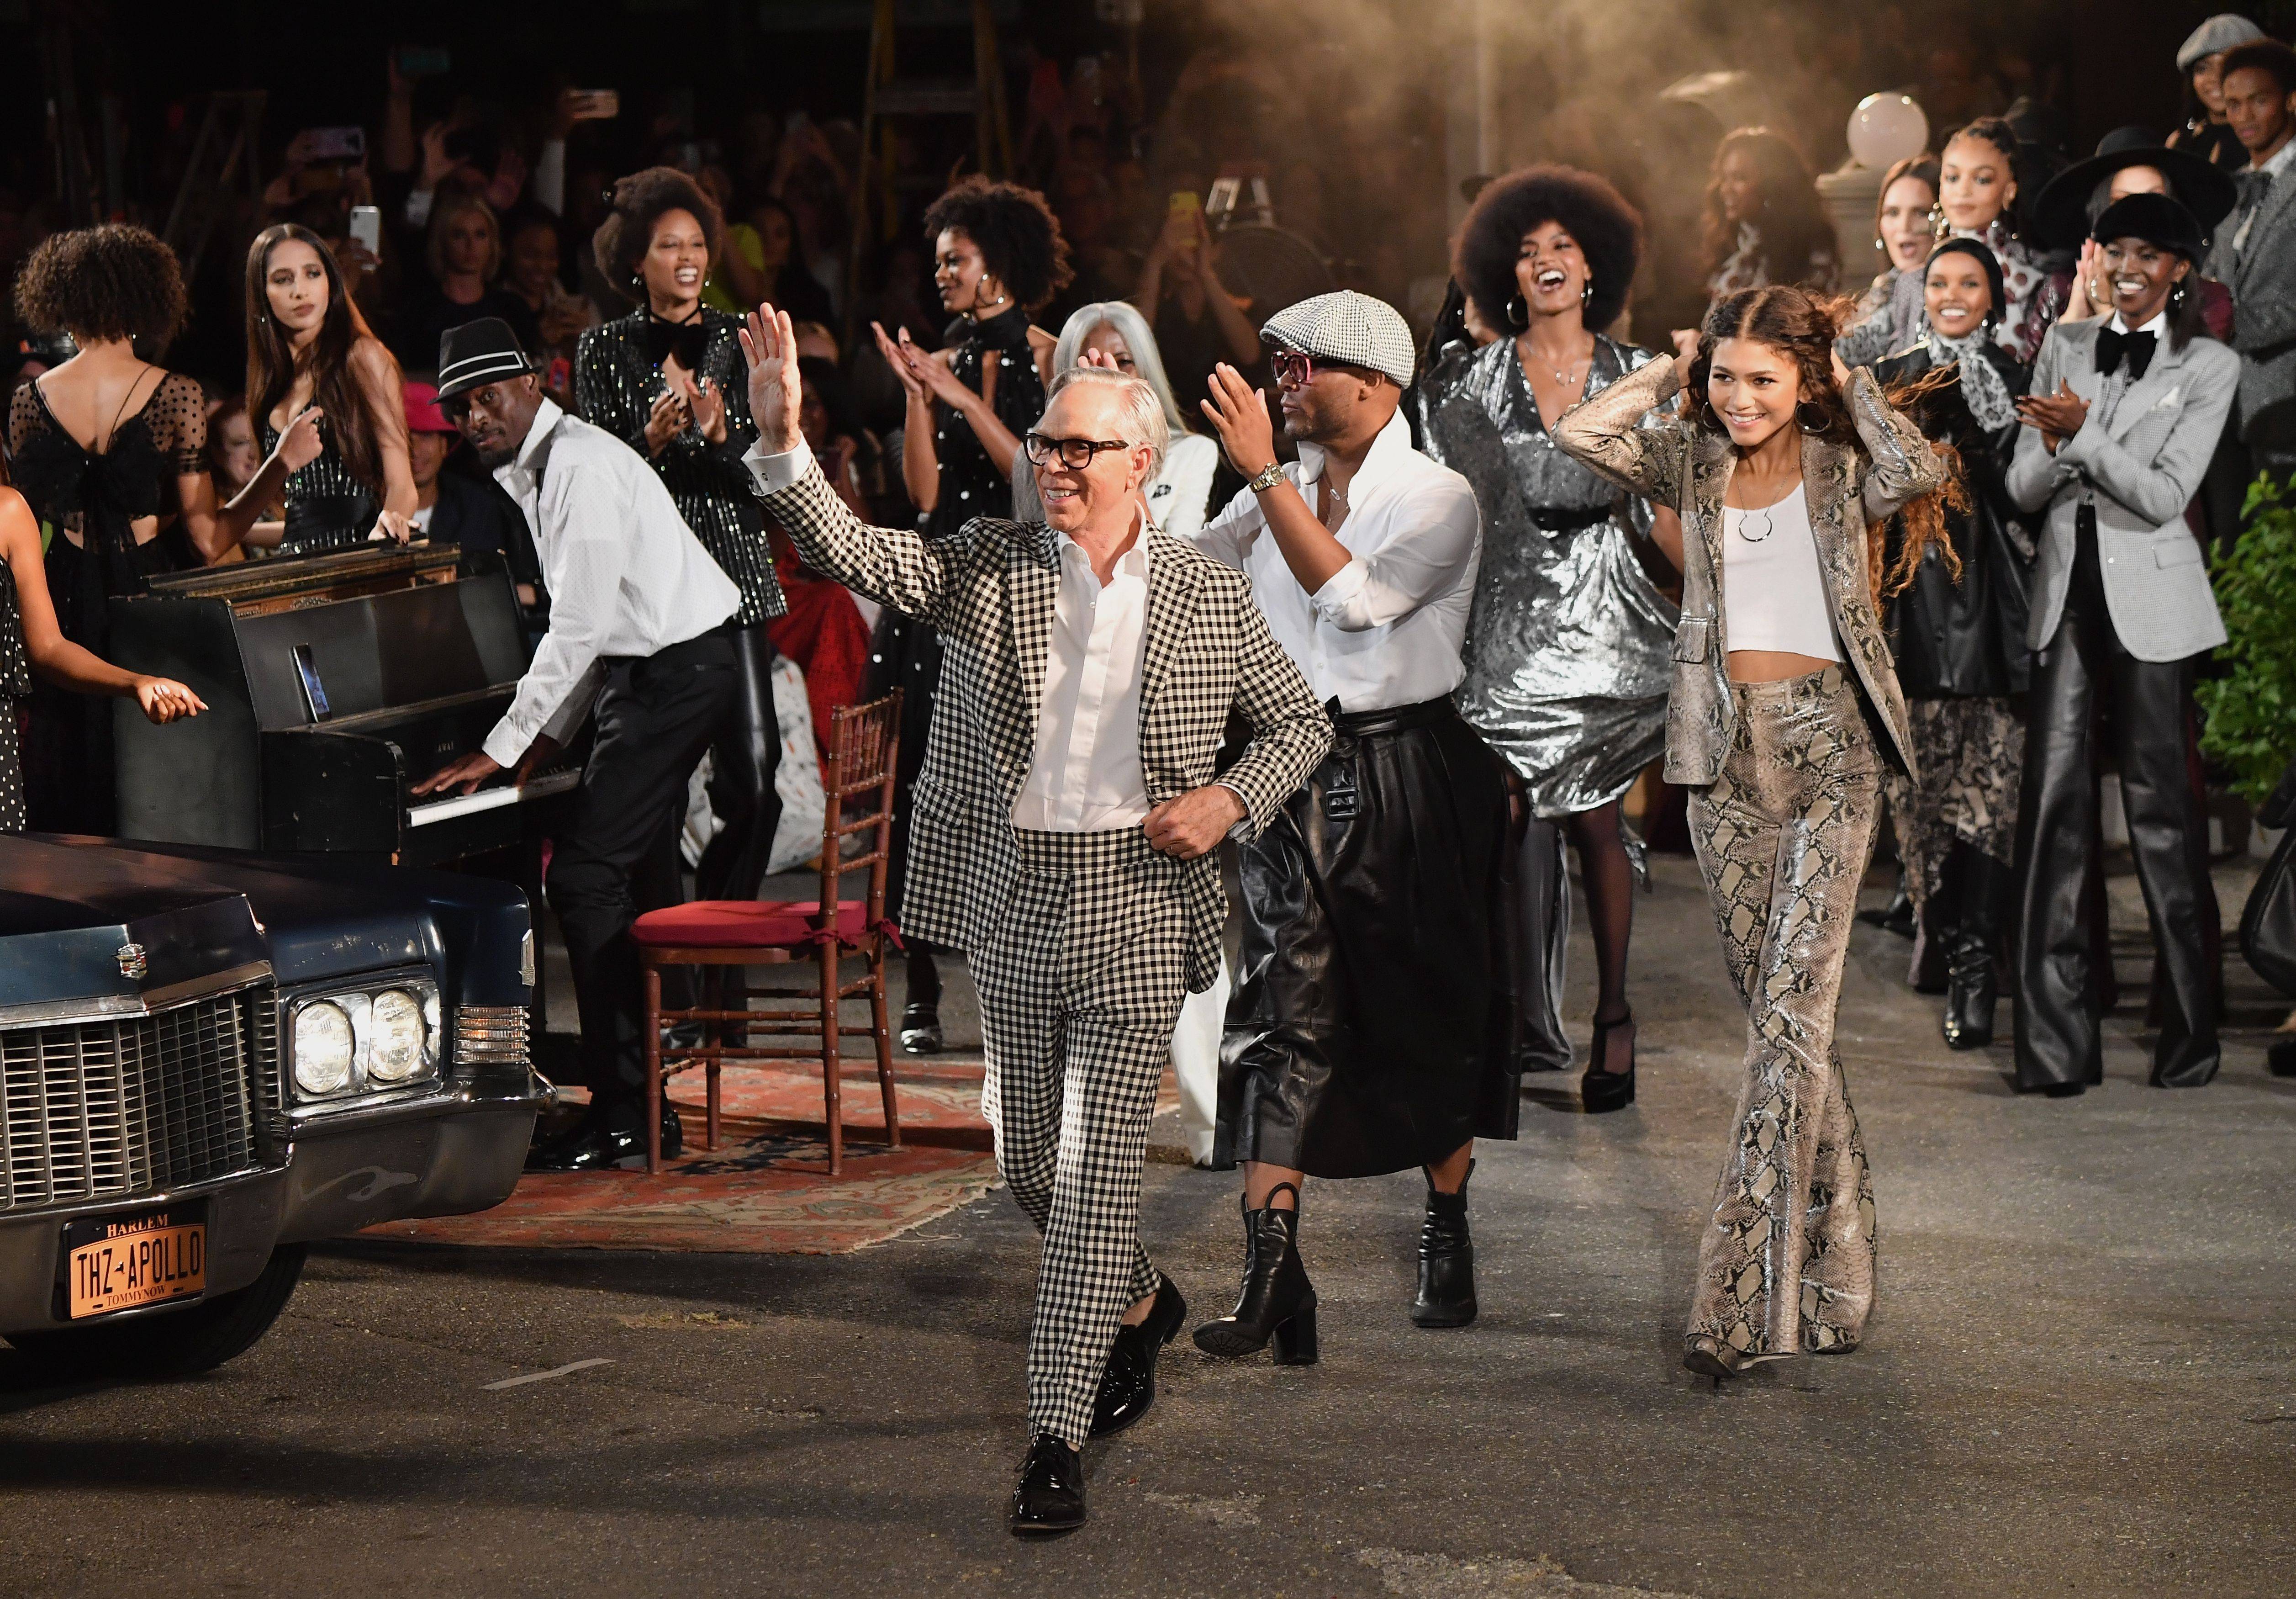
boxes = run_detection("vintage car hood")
[0,834,531,1012]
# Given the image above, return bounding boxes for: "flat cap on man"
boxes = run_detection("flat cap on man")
[1260,290,1417,388]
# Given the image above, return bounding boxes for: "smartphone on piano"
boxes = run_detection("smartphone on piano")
[292,644,332,722]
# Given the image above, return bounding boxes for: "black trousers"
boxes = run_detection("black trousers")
[548,628,739,1113]
[2011,516,2220,1090]
[693,621,785,902]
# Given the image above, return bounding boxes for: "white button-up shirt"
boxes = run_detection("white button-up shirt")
[1189,408,1480,714]
[1011,513,1153,831]
[482,397,741,767]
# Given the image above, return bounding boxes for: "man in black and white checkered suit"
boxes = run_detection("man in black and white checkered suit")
[739,306,1330,1536]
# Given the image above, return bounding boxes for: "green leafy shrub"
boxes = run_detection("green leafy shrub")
[2199,477,2296,805]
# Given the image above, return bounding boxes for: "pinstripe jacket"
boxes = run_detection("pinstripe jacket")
[1552,356,1943,788]
[2005,317,2236,662]
[749,457,1332,992]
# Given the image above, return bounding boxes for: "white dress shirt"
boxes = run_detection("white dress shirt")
[1190,408,1481,713]
[483,397,741,767]
[1012,514,1153,831]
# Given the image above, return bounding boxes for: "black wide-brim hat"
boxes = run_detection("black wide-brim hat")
[435,317,540,401]
[2091,192,2209,261]
[2030,126,2236,251]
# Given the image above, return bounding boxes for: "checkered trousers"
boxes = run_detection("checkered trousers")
[973,827,1193,1448]
[758,464,1332,993]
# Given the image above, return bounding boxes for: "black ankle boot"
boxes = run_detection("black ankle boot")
[1193,1185,1318,1364]
[1942,845,2008,1051]
[1410,1160,1477,1328]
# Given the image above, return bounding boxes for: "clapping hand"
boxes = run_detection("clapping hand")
[2016,379,2090,450]
[737,303,806,454]
[1198,363,1277,477]
[688,375,728,445]
[644,385,693,455]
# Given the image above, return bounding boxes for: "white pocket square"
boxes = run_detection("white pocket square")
[2152,386,2183,410]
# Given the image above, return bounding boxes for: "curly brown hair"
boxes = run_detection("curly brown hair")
[1453,164,1642,334]
[591,166,724,290]
[1685,285,1968,608]
[920,175,1073,311]
[14,223,189,351]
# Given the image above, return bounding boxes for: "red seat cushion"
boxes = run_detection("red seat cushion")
[632,899,879,949]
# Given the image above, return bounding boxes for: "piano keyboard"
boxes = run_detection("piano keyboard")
[407,769,581,828]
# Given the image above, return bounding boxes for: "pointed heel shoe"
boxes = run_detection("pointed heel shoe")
[1683,1335,1744,1384]
[1193,1184,1319,1365]
[1409,1160,1478,1329]
[1580,1010,1636,1114]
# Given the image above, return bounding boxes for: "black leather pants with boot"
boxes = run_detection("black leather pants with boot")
[2012,521,2221,1091]
[693,623,784,902]
[1942,840,2011,1049]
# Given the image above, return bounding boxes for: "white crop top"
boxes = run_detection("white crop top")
[1721,483,1841,662]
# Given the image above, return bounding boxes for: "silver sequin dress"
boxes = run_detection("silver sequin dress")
[1416,335,1677,817]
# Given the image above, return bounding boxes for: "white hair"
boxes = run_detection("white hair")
[1044,365,1170,482]
[1051,301,1195,438]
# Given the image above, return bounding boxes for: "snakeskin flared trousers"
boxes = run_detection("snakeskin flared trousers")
[1685,667,1881,1360]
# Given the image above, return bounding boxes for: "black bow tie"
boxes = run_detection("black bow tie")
[2095,327,2157,382]
[2239,168,2274,207]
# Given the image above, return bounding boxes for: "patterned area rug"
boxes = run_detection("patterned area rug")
[360,1058,1001,1255]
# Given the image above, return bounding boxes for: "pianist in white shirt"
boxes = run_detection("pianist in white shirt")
[413,317,740,1172]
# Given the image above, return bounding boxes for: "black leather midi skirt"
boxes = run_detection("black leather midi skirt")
[1214,696,1521,1179]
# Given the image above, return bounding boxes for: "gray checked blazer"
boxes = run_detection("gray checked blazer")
[2005,318,2237,662]
[1552,356,1943,788]
[2204,173,2296,438]
[754,462,1332,993]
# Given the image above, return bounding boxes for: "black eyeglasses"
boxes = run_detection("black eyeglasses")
[1024,432,1131,469]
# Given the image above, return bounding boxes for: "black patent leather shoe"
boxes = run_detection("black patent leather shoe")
[1008,1431,1086,1536]
[1089,1273,1188,1439]
[524,1102,681,1172]
[1194,1186,1318,1364]
[1410,1162,1477,1329]
[899,1001,943,1055]
[1858,884,1915,937]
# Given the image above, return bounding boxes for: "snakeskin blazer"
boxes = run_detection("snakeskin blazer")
[1552,356,1943,788]
[753,463,1332,992]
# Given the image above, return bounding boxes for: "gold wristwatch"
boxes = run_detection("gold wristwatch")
[1246,460,1286,494]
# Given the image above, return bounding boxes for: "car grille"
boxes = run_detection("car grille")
[0,984,279,1213]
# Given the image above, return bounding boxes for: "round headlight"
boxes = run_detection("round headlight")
[368,989,427,1083]
[293,1002,355,1095]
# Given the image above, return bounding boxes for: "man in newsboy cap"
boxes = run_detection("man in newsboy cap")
[1184,289,1521,1357]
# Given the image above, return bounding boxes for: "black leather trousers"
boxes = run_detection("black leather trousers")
[2011,517,2220,1090]
[693,622,785,903]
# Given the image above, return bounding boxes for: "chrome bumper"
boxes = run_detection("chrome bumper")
[0,1077,544,1336]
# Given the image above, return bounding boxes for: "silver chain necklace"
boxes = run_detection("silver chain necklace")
[1735,503,1774,543]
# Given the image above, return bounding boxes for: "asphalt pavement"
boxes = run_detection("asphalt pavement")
[4,852,2293,1598]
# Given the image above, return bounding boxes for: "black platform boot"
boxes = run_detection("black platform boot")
[1410,1160,1477,1329]
[1193,1185,1318,1364]
[1942,843,2009,1050]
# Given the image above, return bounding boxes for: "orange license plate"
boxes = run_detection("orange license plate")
[63,1207,206,1319]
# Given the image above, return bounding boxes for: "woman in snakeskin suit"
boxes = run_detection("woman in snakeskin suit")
[1555,286,1948,1380]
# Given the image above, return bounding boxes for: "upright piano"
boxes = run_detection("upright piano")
[107,546,579,867]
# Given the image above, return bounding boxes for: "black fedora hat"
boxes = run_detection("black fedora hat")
[2091,192,2208,261]
[435,317,539,401]
[2030,126,2236,251]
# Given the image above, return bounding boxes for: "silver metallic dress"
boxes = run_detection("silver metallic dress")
[1416,335,1677,816]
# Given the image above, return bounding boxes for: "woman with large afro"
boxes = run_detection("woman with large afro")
[865,175,1071,1054]
[1414,164,1681,1112]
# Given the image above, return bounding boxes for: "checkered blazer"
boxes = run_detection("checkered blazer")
[760,464,1332,992]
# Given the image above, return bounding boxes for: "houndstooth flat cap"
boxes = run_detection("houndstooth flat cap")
[1259,290,1416,387]
[2176,13,2266,71]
